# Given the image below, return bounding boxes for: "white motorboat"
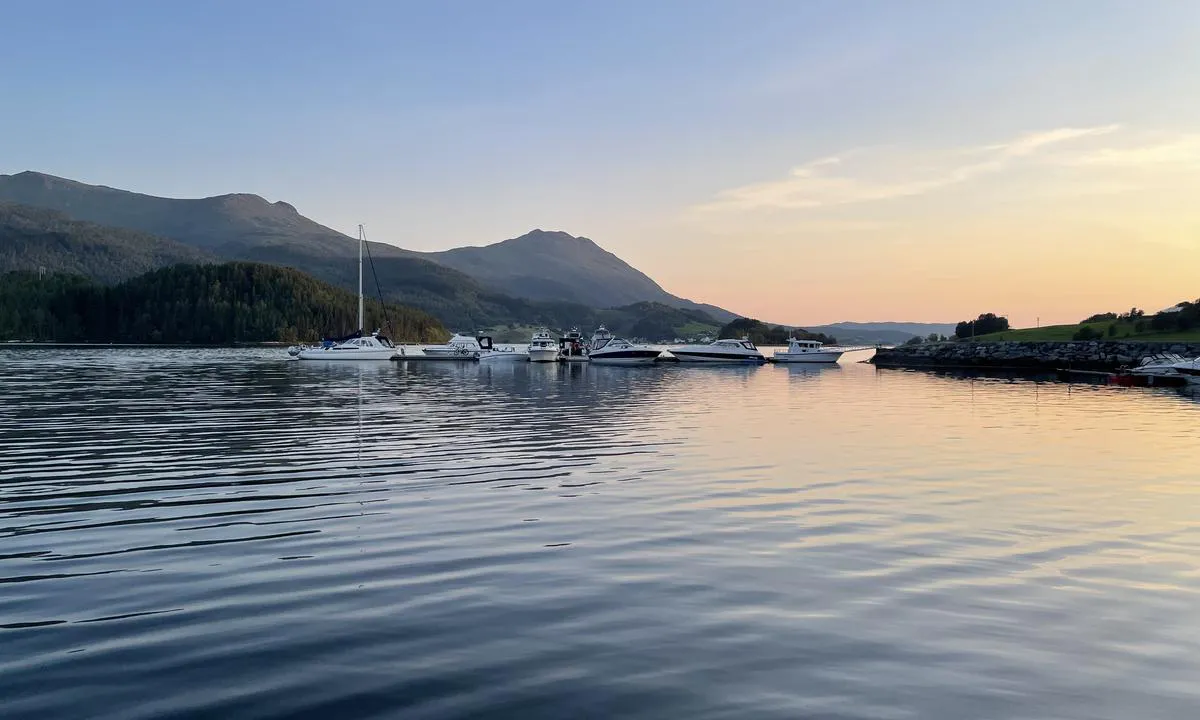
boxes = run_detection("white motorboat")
[421,333,489,359]
[669,338,766,364]
[528,330,559,363]
[1128,353,1188,378]
[558,328,589,363]
[295,225,397,361]
[587,326,662,365]
[478,338,527,362]
[1169,356,1200,384]
[773,338,844,364]
[296,331,398,360]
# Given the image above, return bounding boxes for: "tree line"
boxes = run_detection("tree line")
[954,313,1009,339]
[718,318,837,345]
[0,262,448,344]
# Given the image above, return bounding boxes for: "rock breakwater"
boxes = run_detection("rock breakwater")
[871,341,1200,372]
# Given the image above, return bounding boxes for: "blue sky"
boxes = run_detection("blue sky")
[3,1,1199,323]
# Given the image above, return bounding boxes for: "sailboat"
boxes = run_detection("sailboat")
[295,225,398,361]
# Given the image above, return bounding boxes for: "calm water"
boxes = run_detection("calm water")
[2,349,1199,720]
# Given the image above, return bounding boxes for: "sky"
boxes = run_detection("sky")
[3,0,1199,326]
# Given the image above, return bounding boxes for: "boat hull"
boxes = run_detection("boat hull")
[772,351,844,364]
[297,348,396,361]
[420,347,480,360]
[479,350,527,362]
[670,350,765,364]
[588,351,661,365]
[528,349,559,363]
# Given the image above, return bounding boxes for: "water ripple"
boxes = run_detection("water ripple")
[0,348,1198,719]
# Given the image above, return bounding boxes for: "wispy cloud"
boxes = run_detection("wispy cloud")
[1067,134,1200,168]
[692,124,1123,214]
[990,125,1121,157]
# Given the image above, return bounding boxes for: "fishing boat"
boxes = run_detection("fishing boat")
[772,338,844,364]
[294,226,397,361]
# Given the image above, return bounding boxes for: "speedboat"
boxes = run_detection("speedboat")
[296,330,397,360]
[773,338,844,364]
[1128,353,1188,377]
[528,330,559,363]
[478,338,526,362]
[558,328,589,363]
[295,225,397,361]
[1170,356,1200,384]
[421,333,489,359]
[669,338,765,364]
[587,326,662,365]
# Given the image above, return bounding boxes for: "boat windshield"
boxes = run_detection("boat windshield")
[741,341,757,350]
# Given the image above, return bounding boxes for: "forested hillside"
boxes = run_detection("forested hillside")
[0,172,742,325]
[0,202,214,283]
[0,263,447,344]
[718,318,838,346]
[597,301,721,340]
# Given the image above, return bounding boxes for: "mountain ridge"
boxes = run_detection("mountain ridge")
[0,171,738,322]
[412,228,736,321]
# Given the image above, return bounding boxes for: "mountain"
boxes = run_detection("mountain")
[0,170,355,258]
[0,172,739,324]
[0,262,447,344]
[414,229,737,320]
[1,202,215,283]
[0,172,595,329]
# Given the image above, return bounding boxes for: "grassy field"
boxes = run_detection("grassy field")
[975,321,1200,342]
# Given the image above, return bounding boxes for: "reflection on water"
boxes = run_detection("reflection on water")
[1,349,1198,720]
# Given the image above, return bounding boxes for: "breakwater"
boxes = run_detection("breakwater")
[871,341,1200,372]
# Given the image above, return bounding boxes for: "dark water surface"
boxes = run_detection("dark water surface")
[2,349,1199,719]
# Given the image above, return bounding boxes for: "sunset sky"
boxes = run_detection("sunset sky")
[5,1,1199,326]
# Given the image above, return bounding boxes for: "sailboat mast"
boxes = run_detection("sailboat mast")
[357,224,365,332]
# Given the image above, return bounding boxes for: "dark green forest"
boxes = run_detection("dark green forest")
[718,318,838,346]
[954,313,1010,339]
[1149,300,1199,333]
[0,263,447,344]
[596,301,720,340]
[0,202,214,283]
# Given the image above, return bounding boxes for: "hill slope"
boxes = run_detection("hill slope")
[0,262,447,344]
[0,170,358,258]
[1,202,215,283]
[804,322,959,345]
[415,229,737,320]
[0,172,739,323]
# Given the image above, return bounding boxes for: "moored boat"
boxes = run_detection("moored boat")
[558,328,589,362]
[773,338,844,364]
[420,333,493,360]
[669,338,765,364]
[528,330,558,363]
[1128,353,1188,378]
[587,326,662,365]
[295,225,397,361]
[296,331,398,360]
[1170,356,1200,384]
